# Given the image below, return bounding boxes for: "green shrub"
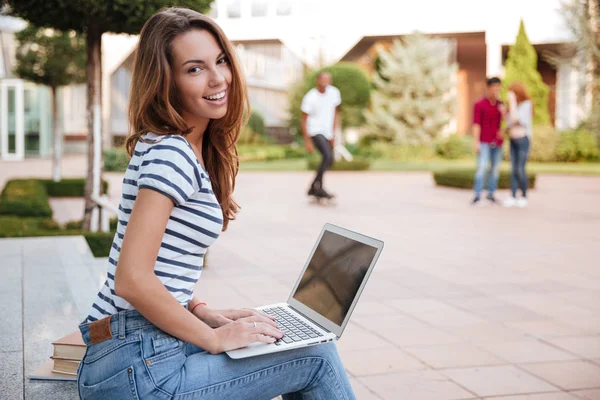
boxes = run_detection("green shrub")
[288,63,372,137]
[40,178,108,197]
[0,216,79,238]
[283,145,306,159]
[0,179,52,217]
[238,127,269,145]
[238,145,286,162]
[65,219,83,229]
[435,134,473,159]
[247,110,267,137]
[307,157,371,171]
[83,232,116,257]
[433,168,536,190]
[556,129,599,162]
[357,133,393,148]
[66,217,117,231]
[104,147,130,172]
[370,142,437,160]
[528,125,560,162]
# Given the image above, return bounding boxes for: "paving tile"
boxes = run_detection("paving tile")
[360,370,476,400]
[341,347,426,376]
[571,388,600,399]
[348,377,382,400]
[442,365,557,397]
[478,340,579,364]
[403,343,506,369]
[3,170,600,399]
[521,361,600,390]
[482,393,578,400]
[387,299,485,326]
[507,321,595,340]
[442,322,527,344]
[336,323,394,353]
[547,336,600,359]
[0,351,23,400]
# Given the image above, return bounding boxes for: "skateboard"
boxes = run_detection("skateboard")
[308,194,336,206]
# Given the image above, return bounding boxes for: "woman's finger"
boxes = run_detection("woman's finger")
[225,309,254,320]
[240,315,279,328]
[250,333,276,344]
[251,321,283,339]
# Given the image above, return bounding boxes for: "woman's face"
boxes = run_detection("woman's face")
[171,29,232,122]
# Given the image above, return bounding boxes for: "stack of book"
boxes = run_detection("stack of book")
[30,331,86,381]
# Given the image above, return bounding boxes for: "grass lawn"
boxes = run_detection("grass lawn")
[240,158,600,175]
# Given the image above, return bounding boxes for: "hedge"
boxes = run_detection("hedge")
[0,216,115,257]
[0,216,79,238]
[83,232,116,257]
[307,157,371,171]
[0,178,109,218]
[0,180,52,217]
[433,169,536,190]
[41,178,108,197]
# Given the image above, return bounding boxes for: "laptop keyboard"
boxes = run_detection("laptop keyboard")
[262,306,324,345]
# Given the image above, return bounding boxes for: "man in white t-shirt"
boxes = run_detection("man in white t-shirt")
[301,71,341,199]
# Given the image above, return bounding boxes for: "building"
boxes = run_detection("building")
[110,0,309,145]
[335,0,583,134]
[0,15,131,161]
[1,0,586,160]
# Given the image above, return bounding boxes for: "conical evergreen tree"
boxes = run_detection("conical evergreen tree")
[365,34,458,145]
[503,20,551,125]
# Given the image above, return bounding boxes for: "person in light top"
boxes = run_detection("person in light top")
[77,8,355,400]
[504,81,533,208]
[301,71,342,199]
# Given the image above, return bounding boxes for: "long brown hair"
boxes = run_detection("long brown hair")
[509,82,531,105]
[126,7,249,231]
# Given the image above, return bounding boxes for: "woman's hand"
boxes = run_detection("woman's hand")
[211,316,284,354]
[193,306,276,329]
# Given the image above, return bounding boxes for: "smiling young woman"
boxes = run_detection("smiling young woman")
[76,7,355,400]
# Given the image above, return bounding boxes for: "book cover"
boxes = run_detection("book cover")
[29,359,77,382]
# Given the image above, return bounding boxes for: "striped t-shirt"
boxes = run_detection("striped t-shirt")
[85,133,223,323]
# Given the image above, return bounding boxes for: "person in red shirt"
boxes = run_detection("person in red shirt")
[472,77,507,205]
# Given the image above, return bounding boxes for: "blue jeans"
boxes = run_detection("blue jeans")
[473,143,503,197]
[77,310,355,400]
[510,136,530,197]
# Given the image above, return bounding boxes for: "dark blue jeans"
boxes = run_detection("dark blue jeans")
[510,136,530,197]
[473,143,503,197]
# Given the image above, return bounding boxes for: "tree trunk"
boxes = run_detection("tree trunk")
[82,24,103,231]
[587,0,600,136]
[51,86,61,182]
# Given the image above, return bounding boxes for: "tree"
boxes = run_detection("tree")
[6,0,214,230]
[558,0,600,139]
[502,20,551,125]
[14,26,86,182]
[288,62,371,140]
[365,34,458,145]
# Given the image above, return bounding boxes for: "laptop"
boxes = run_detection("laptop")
[226,223,384,359]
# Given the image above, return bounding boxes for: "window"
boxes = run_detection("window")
[276,0,292,16]
[24,89,33,113]
[227,0,241,18]
[251,0,268,17]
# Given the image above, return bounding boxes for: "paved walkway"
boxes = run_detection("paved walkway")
[1,161,600,399]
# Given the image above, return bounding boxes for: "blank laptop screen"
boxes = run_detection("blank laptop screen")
[292,230,378,326]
